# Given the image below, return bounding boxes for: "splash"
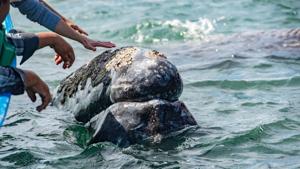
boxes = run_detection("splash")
[163,18,214,39]
[132,18,215,43]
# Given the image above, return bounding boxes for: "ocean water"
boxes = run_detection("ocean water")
[1,0,300,168]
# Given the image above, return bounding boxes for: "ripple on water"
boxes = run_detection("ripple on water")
[186,76,300,90]
[194,118,300,158]
[241,102,264,107]
[1,150,42,167]
[179,59,242,72]
[3,119,31,127]
[253,63,273,69]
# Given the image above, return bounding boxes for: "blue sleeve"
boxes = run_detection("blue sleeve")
[0,66,25,95]
[11,0,61,31]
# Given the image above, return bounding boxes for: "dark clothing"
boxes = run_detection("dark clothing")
[0,66,25,95]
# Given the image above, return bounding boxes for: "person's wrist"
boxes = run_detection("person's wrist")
[22,70,38,88]
[37,32,60,49]
[49,33,60,48]
[77,34,86,44]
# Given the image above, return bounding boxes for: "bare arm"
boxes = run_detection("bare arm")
[38,0,116,50]
[55,20,116,51]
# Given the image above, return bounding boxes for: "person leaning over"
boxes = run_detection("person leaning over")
[0,0,116,111]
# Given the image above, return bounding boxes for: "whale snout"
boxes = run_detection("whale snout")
[109,51,183,103]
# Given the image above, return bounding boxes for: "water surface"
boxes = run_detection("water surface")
[1,0,300,168]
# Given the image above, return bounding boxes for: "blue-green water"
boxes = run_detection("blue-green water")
[1,0,300,168]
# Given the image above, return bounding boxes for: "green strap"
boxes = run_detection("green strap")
[0,26,16,66]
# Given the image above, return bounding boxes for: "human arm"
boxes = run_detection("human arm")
[7,30,75,69]
[37,0,116,49]
[11,0,116,51]
[0,66,51,111]
[54,20,116,51]
[10,0,60,31]
[38,0,88,35]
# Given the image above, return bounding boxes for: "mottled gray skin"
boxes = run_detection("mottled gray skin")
[53,50,113,122]
[53,47,197,146]
[86,100,197,147]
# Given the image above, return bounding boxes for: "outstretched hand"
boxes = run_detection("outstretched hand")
[80,36,116,51]
[39,0,116,52]
[53,18,116,52]
[54,37,115,66]
[62,18,116,50]
[23,70,52,112]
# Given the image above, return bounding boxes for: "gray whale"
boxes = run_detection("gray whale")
[53,47,197,146]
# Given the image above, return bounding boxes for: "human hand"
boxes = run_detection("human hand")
[80,36,116,51]
[63,18,89,36]
[23,70,51,112]
[51,35,75,69]
[54,19,116,51]
[37,32,75,69]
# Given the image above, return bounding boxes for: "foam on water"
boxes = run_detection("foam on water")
[132,18,215,43]
[163,18,214,38]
